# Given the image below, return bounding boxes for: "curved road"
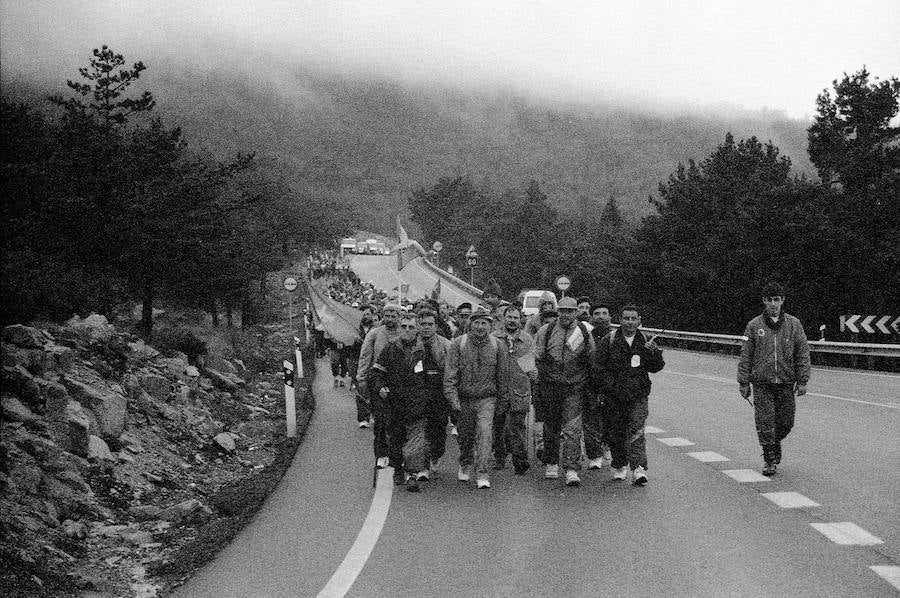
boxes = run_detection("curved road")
[177,350,899,597]
[350,254,482,308]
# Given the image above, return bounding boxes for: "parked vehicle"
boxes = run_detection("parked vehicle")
[518,290,557,316]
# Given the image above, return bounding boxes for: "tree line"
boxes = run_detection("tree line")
[1,46,347,336]
[411,68,899,339]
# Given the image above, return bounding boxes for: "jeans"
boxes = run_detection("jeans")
[458,396,496,474]
[607,394,649,470]
[753,383,795,462]
[541,385,584,471]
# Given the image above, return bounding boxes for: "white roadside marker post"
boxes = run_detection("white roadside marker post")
[294,337,305,379]
[283,360,296,438]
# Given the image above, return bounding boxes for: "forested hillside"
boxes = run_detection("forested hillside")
[3,60,813,233]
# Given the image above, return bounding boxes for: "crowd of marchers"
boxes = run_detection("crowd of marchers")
[324,275,811,493]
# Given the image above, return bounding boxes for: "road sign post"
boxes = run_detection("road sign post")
[283,360,296,438]
[432,241,443,268]
[465,245,478,287]
[284,276,298,330]
[555,275,572,297]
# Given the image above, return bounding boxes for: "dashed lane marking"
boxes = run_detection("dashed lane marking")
[810,522,883,545]
[644,425,665,434]
[656,437,695,447]
[870,566,900,591]
[686,451,729,462]
[662,370,900,410]
[722,469,772,483]
[761,491,820,508]
[317,468,393,598]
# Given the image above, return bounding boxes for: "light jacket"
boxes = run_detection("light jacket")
[492,329,534,412]
[738,312,810,386]
[534,320,596,386]
[443,332,502,411]
[356,325,400,396]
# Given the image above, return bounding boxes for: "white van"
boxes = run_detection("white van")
[518,290,557,316]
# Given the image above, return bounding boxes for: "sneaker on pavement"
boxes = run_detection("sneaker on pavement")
[376,456,389,469]
[450,425,458,436]
[358,420,370,429]
[415,470,430,482]
[565,470,581,487]
[544,464,560,479]
[632,466,648,486]
[476,476,491,489]
[612,466,628,480]
[587,457,604,470]
[762,462,777,476]
[457,465,471,482]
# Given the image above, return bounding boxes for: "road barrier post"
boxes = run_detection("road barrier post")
[294,337,305,379]
[283,360,296,438]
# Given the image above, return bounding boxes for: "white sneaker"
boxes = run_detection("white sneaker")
[358,420,370,429]
[376,456,389,469]
[587,457,604,470]
[633,466,648,486]
[457,465,471,482]
[565,470,581,487]
[612,466,627,480]
[450,425,458,436]
[544,464,559,479]
[416,470,430,482]
[476,476,491,489]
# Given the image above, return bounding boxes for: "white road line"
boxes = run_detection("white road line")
[656,437,695,447]
[686,451,729,462]
[870,565,900,591]
[317,468,393,598]
[761,491,820,508]
[662,370,900,410]
[644,426,665,434]
[810,522,883,545]
[722,469,772,483]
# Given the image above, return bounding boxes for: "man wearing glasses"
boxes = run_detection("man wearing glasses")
[738,282,811,476]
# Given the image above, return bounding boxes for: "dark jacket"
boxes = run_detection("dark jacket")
[369,335,449,423]
[595,329,664,402]
[492,329,534,412]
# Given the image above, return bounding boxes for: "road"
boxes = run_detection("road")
[349,254,482,308]
[177,350,899,597]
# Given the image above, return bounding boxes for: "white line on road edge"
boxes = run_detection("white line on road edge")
[656,437,695,447]
[644,426,666,434]
[317,468,393,598]
[686,451,729,462]
[810,522,883,545]
[662,370,900,410]
[761,491,820,508]
[870,565,900,591]
[722,469,772,483]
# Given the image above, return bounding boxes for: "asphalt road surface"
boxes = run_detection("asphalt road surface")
[177,350,899,597]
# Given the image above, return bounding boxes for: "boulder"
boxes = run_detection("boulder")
[156,357,188,380]
[87,435,116,461]
[2,324,46,348]
[128,340,160,360]
[45,344,75,372]
[2,395,38,423]
[54,470,91,494]
[66,313,115,342]
[159,499,212,524]
[128,504,163,521]
[47,400,90,458]
[204,355,237,374]
[62,519,88,539]
[213,432,235,452]
[118,432,143,453]
[62,376,126,439]
[38,378,70,417]
[1,343,54,374]
[13,429,62,462]
[138,373,171,402]
[2,365,41,408]
[184,365,200,378]
[205,369,237,392]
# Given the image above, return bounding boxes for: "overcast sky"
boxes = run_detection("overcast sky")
[2,0,898,119]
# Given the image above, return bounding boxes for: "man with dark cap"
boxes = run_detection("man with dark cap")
[737,282,810,476]
[576,297,592,322]
[534,297,596,487]
[453,302,473,338]
[444,306,503,489]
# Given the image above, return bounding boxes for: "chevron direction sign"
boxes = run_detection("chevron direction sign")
[840,315,900,334]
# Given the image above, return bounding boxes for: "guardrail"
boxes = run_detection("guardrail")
[419,257,484,297]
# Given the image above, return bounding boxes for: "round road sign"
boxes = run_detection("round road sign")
[283,277,298,292]
[555,275,571,292]
[432,241,443,252]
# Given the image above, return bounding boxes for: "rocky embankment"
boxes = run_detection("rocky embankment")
[1,310,313,597]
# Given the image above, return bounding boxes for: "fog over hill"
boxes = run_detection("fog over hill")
[3,60,814,234]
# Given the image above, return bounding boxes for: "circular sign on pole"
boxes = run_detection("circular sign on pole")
[555,275,571,292]
[283,277,298,292]
[432,241,443,253]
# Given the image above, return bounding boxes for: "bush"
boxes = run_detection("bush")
[150,326,207,363]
